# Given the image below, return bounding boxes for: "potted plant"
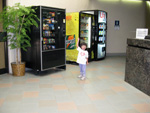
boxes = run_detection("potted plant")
[0,3,39,76]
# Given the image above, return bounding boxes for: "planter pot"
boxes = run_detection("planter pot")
[11,62,25,76]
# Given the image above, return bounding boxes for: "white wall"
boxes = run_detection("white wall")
[89,0,146,54]
[146,1,150,33]
[6,0,146,73]
[7,0,90,12]
[7,33,16,73]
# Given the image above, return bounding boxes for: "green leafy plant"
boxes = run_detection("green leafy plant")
[0,3,39,64]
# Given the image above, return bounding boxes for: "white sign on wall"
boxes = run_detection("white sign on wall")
[136,28,148,39]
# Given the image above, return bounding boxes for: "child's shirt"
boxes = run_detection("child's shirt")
[77,47,88,65]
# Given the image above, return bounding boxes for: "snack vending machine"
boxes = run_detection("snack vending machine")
[22,6,66,74]
[80,10,107,60]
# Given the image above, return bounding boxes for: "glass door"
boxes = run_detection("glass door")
[41,8,66,70]
[98,11,107,44]
[97,11,107,59]
[80,13,92,48]
[98,23,106,43]
[42,9,57,51]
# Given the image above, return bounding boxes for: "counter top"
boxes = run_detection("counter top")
[127,38,150,49]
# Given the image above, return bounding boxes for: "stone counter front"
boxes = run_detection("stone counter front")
[125,38,150,96]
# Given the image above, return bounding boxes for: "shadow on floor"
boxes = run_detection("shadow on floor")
[26,68,66,76]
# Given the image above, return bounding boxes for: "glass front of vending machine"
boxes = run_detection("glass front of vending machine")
[42,10,57,51]
[41,8,66,70]
[79,13,95,61]
[79,10,107,61]
[97,11,107,59]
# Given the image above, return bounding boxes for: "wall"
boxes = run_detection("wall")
[6,0,146,73]
[146,1,150,33]
[7,0,90,12]
[89,0,145,54]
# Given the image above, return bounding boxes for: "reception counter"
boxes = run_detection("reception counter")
[125,38,150,96]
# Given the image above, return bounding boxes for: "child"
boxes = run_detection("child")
[76,38,88,80]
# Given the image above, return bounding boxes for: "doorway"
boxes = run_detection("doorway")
[0,0,8,74]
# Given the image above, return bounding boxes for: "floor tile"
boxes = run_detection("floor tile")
[133,103,150,113]
[20,103,39,113]
[39,84,52,88]
[57,102,77,111]
[98,75,109,79]
[5,94,22,102]
[87,68,98,71]
[111,86,127,92]
[0,98,4,106]
[120,109,139,113]
[77,104,99,113]
[52,85,68,90]
[88,92,105,101]
[23,91,39,98]
[114,72,124,76]
[0,57,149,113]
[50,74,62,78]
[71,71,80,74]
[13,81,26,85]
[39,100,57,107]
[77,79,90,84]
[0,83,12,88]
[27,78,40,83]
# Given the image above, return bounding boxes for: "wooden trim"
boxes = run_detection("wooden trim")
[3,0,8,73]
[0,0,8,75]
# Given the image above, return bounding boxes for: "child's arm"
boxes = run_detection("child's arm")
[86,51,89,65]
[76,38,79,48]
[86,58,89,65]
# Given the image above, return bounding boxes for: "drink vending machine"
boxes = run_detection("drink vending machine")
[80,10,107,60]
[66,10,107,62]
[22,6,66,74]
[66,12,95,62]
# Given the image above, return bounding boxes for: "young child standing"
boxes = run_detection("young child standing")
[76,38,88,80]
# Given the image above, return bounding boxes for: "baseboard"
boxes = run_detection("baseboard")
[0,68,7,75]
[106,53,126,57]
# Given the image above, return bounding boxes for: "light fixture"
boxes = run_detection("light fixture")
[97,0,120,1]
[147,1,150,5]
[121,0,143,2]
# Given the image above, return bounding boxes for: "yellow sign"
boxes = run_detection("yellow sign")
[66,12,79,62]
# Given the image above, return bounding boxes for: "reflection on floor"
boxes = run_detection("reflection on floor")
[0,57,150,113]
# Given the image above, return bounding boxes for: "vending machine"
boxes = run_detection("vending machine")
[66,10,107,62]
[22,6,66,74]
[66,12,94,62]
[80,10,107,60]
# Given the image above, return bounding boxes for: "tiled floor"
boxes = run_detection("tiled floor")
[0,57,150,113]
